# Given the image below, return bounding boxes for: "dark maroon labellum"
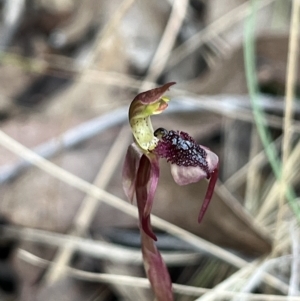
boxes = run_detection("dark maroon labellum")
[154,129,210,177]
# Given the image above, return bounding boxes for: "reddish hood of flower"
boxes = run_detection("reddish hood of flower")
[132,82,176,105]
[129,82,176,121]
[128,82,176,152]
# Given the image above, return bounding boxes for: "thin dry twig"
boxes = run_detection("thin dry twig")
[224,136,282,192]
[49,0,97,49]
[289,222,300,296]
[235,256,294,301]
[173,96,300,133]
[165,0,275,70]
[140,0,189,90]
[0,225,201,265]
[43,126,131,284]
[0,107,127,183]
[18,249,300,301]
[80,0,136,69]
[215,180,271,242]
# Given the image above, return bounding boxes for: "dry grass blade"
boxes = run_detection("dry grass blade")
[165,0,275,70]
[43,126,131,284]
[235,256,295,301]
[174,96,300,133]
[1,225,201,265]
[194,261,256,301]
[81,0,136,68]
[0,107,127,183]
[224,136,282,192]
[194,256,297,301]
[256,139,300,225]
[289,222,300,296]
[275,0,300,250]
[215,181,270,240]
[140,0,189,90]
[18,250,300,301]
[73,126,131,232]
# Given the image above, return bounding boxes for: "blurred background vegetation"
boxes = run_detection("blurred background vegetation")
[0,0,299,300]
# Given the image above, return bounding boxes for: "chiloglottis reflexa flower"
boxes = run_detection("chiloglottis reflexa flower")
[122,82,219,301]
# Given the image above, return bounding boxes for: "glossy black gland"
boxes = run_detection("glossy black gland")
[154,127,169,139]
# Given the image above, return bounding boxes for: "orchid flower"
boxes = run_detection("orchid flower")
[122,82,219,301]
